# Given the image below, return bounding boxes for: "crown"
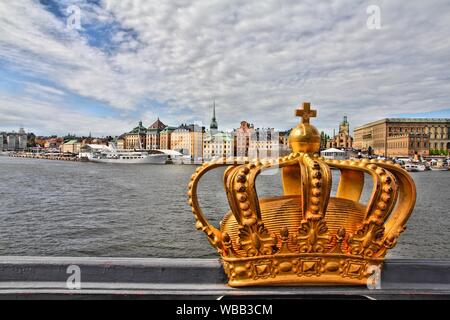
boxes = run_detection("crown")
[188,102,416,287]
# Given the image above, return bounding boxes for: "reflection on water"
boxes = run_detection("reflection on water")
[0,156,448,259]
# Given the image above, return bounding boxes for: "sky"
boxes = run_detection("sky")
[0,0,449,136]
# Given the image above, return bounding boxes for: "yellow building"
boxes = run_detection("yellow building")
[386,134,430,157]
[60,140,81,154]
[170,124,204,159]
[203,131,234,160]
[124,121,147,150]
[160,126,176,150]
[354,118,450,156]
[116,135,125,150]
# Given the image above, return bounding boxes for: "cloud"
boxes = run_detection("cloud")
[0,91,135,136]
[24,82,66,97]
[0,0,449,135]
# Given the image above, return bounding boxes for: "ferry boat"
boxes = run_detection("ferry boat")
[88,150,168,164]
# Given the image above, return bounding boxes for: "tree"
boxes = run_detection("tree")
[320,131,330,150]
[27,133,36,148]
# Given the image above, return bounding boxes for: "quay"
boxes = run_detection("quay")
[0,257,449,299]
[8,152,83,162]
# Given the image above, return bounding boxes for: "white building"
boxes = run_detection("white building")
[0,133,4,151]
[7,134,17,150]
[249,128,280,159]
[4,128,28,151]
[18,128,27,150]
[203,131,234,161]
[320,148,347,160]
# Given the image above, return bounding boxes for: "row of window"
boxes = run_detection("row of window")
[389,126,449,135]
[388,142,428,148]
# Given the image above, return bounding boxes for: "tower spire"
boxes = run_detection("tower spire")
[210,99,218,131]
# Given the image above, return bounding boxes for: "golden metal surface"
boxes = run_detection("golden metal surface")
[188,102,417,287]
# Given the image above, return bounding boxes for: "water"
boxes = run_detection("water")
[0,156,449,259]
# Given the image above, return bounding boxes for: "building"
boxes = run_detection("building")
[43,138,64,150]
[250,128,280,158]
[386,133,430,157]
[276,130,292,156]
[60,140,81,154]
[234,121,255,157]
[354,118,450,157]
[7,134,17,150]
[4,128,28,151]
[18,128,28,150]
[121,119,170,150]
[327,116,353,149]
[146,118,166,150]
[0,133,4,151]
[170,124,204,159]
[203,132,233,160]
[124,121,147,150]
[160,126,176,150]
[234,122,287,159]
[116,134,125,150]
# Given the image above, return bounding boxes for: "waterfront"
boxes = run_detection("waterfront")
[0,156,449,259]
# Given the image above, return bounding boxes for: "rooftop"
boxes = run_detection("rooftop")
[355,118,450,130]
[128,121,148,134]
[63,140,79,145]
[148,118,166,130]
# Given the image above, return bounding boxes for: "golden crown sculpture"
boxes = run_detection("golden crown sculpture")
[188,102,416,287]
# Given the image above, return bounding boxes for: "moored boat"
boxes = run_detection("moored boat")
[404,163,427,172]
[430,166,449,171]
[88,150,168,164]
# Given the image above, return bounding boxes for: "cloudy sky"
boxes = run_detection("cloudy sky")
[0,0,449,136]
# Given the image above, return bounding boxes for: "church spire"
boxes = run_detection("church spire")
[210,100,218,131]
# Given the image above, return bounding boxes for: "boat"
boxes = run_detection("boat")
[88,150,168,164]
[85,142,170,165]
[172,155,194,165]
[404,163,427,172]
[88,151,168,164]
[430,166,448,171]
[84,144,169,164]
[429,159,449,171]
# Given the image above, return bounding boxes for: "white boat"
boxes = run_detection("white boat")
[429,160,448,171]
[430,166,449,171]
[172,155,193,165]
[88,150,168,164]
[404,163,427,172]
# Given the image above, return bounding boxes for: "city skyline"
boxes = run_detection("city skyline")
[1,1,450,136]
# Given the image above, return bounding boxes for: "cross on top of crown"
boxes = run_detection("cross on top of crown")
[295,102,317,124]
